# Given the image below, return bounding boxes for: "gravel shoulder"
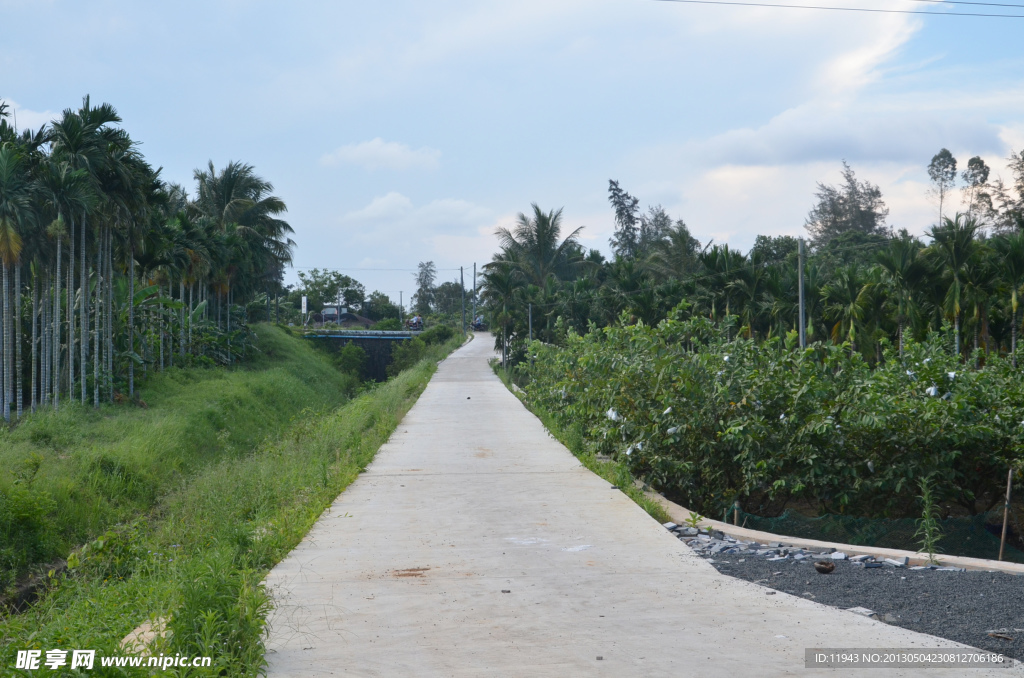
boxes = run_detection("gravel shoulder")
[668,523,1024,660]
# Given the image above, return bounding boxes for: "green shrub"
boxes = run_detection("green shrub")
[375,318,403,331]
[168,552,271,676]
[523,306,1024,520]
[65,523,145,580]
[0,486,58,592]
[419,325,454,345]
[387,338,427,377]
[335,343,368,378]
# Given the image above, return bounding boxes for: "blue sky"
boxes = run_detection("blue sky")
[3,0,1023,302]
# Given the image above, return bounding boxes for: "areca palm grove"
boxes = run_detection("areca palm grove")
[485,160,1024,367]
[0,96,294,422]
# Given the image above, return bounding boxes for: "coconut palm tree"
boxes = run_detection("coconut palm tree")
[491,204,584,290]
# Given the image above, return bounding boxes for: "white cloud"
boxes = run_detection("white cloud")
[320,138,441,171]
[340,192,495,253]
[344,192,415,220]
[3,99,57,132]
[814,14,921,97]
[679,101,1004,168]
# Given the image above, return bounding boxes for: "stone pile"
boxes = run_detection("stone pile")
[661,522,966,572]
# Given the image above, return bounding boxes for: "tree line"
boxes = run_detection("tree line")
[482,151,1024,366]
[0,96,295,422]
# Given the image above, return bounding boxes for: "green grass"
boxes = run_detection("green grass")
[0,329,463,676]
[490,361,671,525]
[1,324,361,591]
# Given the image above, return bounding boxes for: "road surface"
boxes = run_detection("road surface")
[265,333,1017,677]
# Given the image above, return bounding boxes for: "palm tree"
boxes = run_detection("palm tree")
[491,204,584,289]
[605,257,659,326]
[928,214,979,357]
[960,246,998,360]
[480,262,522,363]
[993,232,1024,365]
[875,234,929,357]
[726,253,770,338]
[49,96,123,402]
[822,264,869,351]
[36,161,93,408]
[192,161,294,345]
[697,244,747,324]
[0,144,32,421]
[558,275,598,335]
[647,221,701,281]
[102,145,153,399]
[761,264,798,340]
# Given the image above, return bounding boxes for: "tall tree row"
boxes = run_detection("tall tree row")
[0,96,294,422]
[484,154,1024,367]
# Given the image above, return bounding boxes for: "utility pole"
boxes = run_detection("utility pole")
[528,303,532,342]
[399,291,403,321]
[999,466,1015,561]
[798,237,806,349]
[460,266,466,334]
[472,263,477,325]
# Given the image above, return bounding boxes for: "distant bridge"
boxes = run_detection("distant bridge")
[303,331,422,381]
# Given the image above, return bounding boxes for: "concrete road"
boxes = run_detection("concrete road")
[265,334,1019,677]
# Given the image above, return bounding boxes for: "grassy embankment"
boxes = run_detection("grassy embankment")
[1,324,462,676]
[490,361,671,525]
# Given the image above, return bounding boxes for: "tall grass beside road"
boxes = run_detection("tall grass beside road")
[0,330,463,676]
[0,324,360,591]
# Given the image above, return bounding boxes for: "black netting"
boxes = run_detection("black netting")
[735,510,1024,564]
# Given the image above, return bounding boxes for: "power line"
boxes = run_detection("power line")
[907,0,1024,8]
[652,0,1024,18]
[291,266,463,272]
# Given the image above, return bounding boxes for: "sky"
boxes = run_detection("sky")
[3,0,1023,305]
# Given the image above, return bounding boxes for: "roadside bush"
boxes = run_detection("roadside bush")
[335,343,368,378]
[387,338,426,377]
[523,305,1024,520]
[168,552,270,676]
[0,486,58,592]
[375,318,403,331]
[65,523,145,580]
[419,325,454,345]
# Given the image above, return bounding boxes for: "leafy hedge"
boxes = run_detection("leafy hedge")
[523,307,1024,519]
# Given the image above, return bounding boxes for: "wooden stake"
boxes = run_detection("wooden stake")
[999,466,1014,562]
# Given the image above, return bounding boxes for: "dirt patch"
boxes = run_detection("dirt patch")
[392,567,430,578]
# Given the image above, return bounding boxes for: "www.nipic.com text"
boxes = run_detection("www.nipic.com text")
[15,649,213,671]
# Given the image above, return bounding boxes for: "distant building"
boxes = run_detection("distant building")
[339,311,376,329]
